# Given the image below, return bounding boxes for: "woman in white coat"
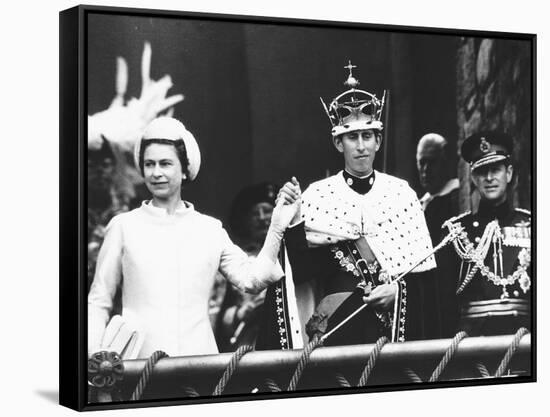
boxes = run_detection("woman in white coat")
[88,117,291,358]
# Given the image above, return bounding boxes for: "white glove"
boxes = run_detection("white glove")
[255,177,302,276]
[270,177,302,234]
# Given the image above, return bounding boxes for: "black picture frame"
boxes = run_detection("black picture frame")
[60,4,536,411]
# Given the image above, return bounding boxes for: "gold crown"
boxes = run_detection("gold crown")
[321,61,386,137]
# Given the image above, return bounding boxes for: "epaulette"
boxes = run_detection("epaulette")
[515,208,531,216]
[441,211,471,229]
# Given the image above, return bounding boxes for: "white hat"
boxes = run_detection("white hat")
[134,117,201,181]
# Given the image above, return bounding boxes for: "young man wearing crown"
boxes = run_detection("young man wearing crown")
[438,131,531,337]
[259,63,438,349]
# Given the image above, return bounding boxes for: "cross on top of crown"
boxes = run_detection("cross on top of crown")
[343,60,360,89]
[345,60,357,76]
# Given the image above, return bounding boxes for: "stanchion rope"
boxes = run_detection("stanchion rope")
[130,350,168,401]
[357,336,390,386]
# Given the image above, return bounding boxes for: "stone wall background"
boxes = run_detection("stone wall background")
[456,37,532,212]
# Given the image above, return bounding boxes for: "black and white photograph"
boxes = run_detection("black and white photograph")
[5,0,550,415]
[59,4,539,410]
[58,3,537,411]
[0,1,539,416]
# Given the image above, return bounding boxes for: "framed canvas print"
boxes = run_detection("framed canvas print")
[59,4,535,411]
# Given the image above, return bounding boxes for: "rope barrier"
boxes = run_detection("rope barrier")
[334,372,352,388]
[212,344,255,396]
[428,331,468,382]
[403,367,423,383]
[181,386,201,397]
[475,362,490,378]
[357,336,390,386]
[130,350,168,401]
[263,378,282,392]
[494,327,529,378]
[287,337,324,391]
[118,329,529,401]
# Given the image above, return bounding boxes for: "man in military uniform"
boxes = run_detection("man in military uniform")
[440,131,531,337]
[257,62,438,349]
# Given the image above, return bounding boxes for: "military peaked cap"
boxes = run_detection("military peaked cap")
[460,131,513,171]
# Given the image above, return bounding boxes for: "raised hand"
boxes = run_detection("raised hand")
[88,42,184,151]
[270,177,303,233]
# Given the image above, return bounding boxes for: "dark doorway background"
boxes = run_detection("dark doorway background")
[87,13,458,222]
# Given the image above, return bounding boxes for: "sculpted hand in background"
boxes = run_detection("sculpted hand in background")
[88,42,184,151]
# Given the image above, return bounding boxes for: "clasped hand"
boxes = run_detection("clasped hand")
[270,176,303,233]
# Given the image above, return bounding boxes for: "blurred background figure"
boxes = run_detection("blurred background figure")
[416,133,460,243]
[87,138,129,293]
[416,133,460,339]
[214,182,278,351]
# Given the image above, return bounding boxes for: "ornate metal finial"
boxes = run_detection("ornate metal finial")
[88,351,124,390]
[344,60,356,76]
[344,60,360,89]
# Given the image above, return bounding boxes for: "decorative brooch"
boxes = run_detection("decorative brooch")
[88,350,124,390]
